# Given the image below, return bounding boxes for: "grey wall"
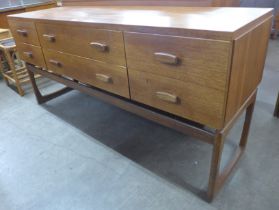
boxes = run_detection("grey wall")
[241,0,277,8]
[240,0,279,13]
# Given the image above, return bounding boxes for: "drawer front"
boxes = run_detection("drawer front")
[125,32,232,91]
[37,23,126,67]
[43,49,130,98]
[129,70,226,129]
[9,20,40,46]
[17,43,46,68]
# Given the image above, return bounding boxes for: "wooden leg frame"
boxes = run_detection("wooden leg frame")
[27,68,72,104]
[207,94,255,201]
[26,64,256,202]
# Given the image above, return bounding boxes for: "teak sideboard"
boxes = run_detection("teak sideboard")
[8,6,272,201]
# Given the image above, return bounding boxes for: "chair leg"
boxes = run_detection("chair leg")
[0,54,9,86]
[0,68,9,86]
[3,76,10,86]
[207,99,255,202]
[5,50,24,96]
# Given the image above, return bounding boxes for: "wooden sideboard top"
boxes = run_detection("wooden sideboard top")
[61,0,240,7]
[8,6,272,40]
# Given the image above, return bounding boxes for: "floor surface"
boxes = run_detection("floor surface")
[0,40,279,210]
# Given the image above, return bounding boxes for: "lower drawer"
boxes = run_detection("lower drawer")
[129,70,226,129]
[17,43,46,68]
[43,49,130,98]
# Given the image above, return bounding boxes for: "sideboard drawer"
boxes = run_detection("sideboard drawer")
[43,49,130,98]
[129,70,226,128]
[37,23,126,67]
[125,32,232,91]
[17,43,46,68]
[9,20,40,46]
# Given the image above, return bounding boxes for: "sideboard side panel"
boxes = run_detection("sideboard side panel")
[224,17,272,124]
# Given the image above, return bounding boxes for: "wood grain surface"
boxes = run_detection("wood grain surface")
[37,22,126,66]
[125,32,232,91]
[129,69,226,128]
[16,43,46,68]
[8,7,273,41]
[7,6,272,129]
[61,0,239,7]
[9,19,40,46]
[43,49,130,98]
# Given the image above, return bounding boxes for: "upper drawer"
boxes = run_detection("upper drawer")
[43,49,130,98]
[17,43,46,68]
[8,20,40,46]
[124,32,232,91]
[36,23,126,67]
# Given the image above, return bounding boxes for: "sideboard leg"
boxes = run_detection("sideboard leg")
[26,64,73,104]
[207,132,225,201]
[239,101,255,148]
[207,98,256,202]
[274,93,279,118]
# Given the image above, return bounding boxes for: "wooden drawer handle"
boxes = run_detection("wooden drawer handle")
[49,59,62,67]
[43,34,55,42]
[96,73,111,83]
[90,42,108,52]
[155,91,178,104]
[17,29,27,36]
[23,51,33,58]
[154,52,179,65]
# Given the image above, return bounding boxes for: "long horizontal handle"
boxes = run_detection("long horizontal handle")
[43,34,55,42]
[49,59,62,67]
[17,29,27,36]
[90,42,108,52]
[155,91,178,104]
[23,51,33,58]
[96,73,111,83]
[154,52,179,65]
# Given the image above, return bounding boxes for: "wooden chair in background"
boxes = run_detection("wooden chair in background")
[0,37,40,96]
[0,28,11,40]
